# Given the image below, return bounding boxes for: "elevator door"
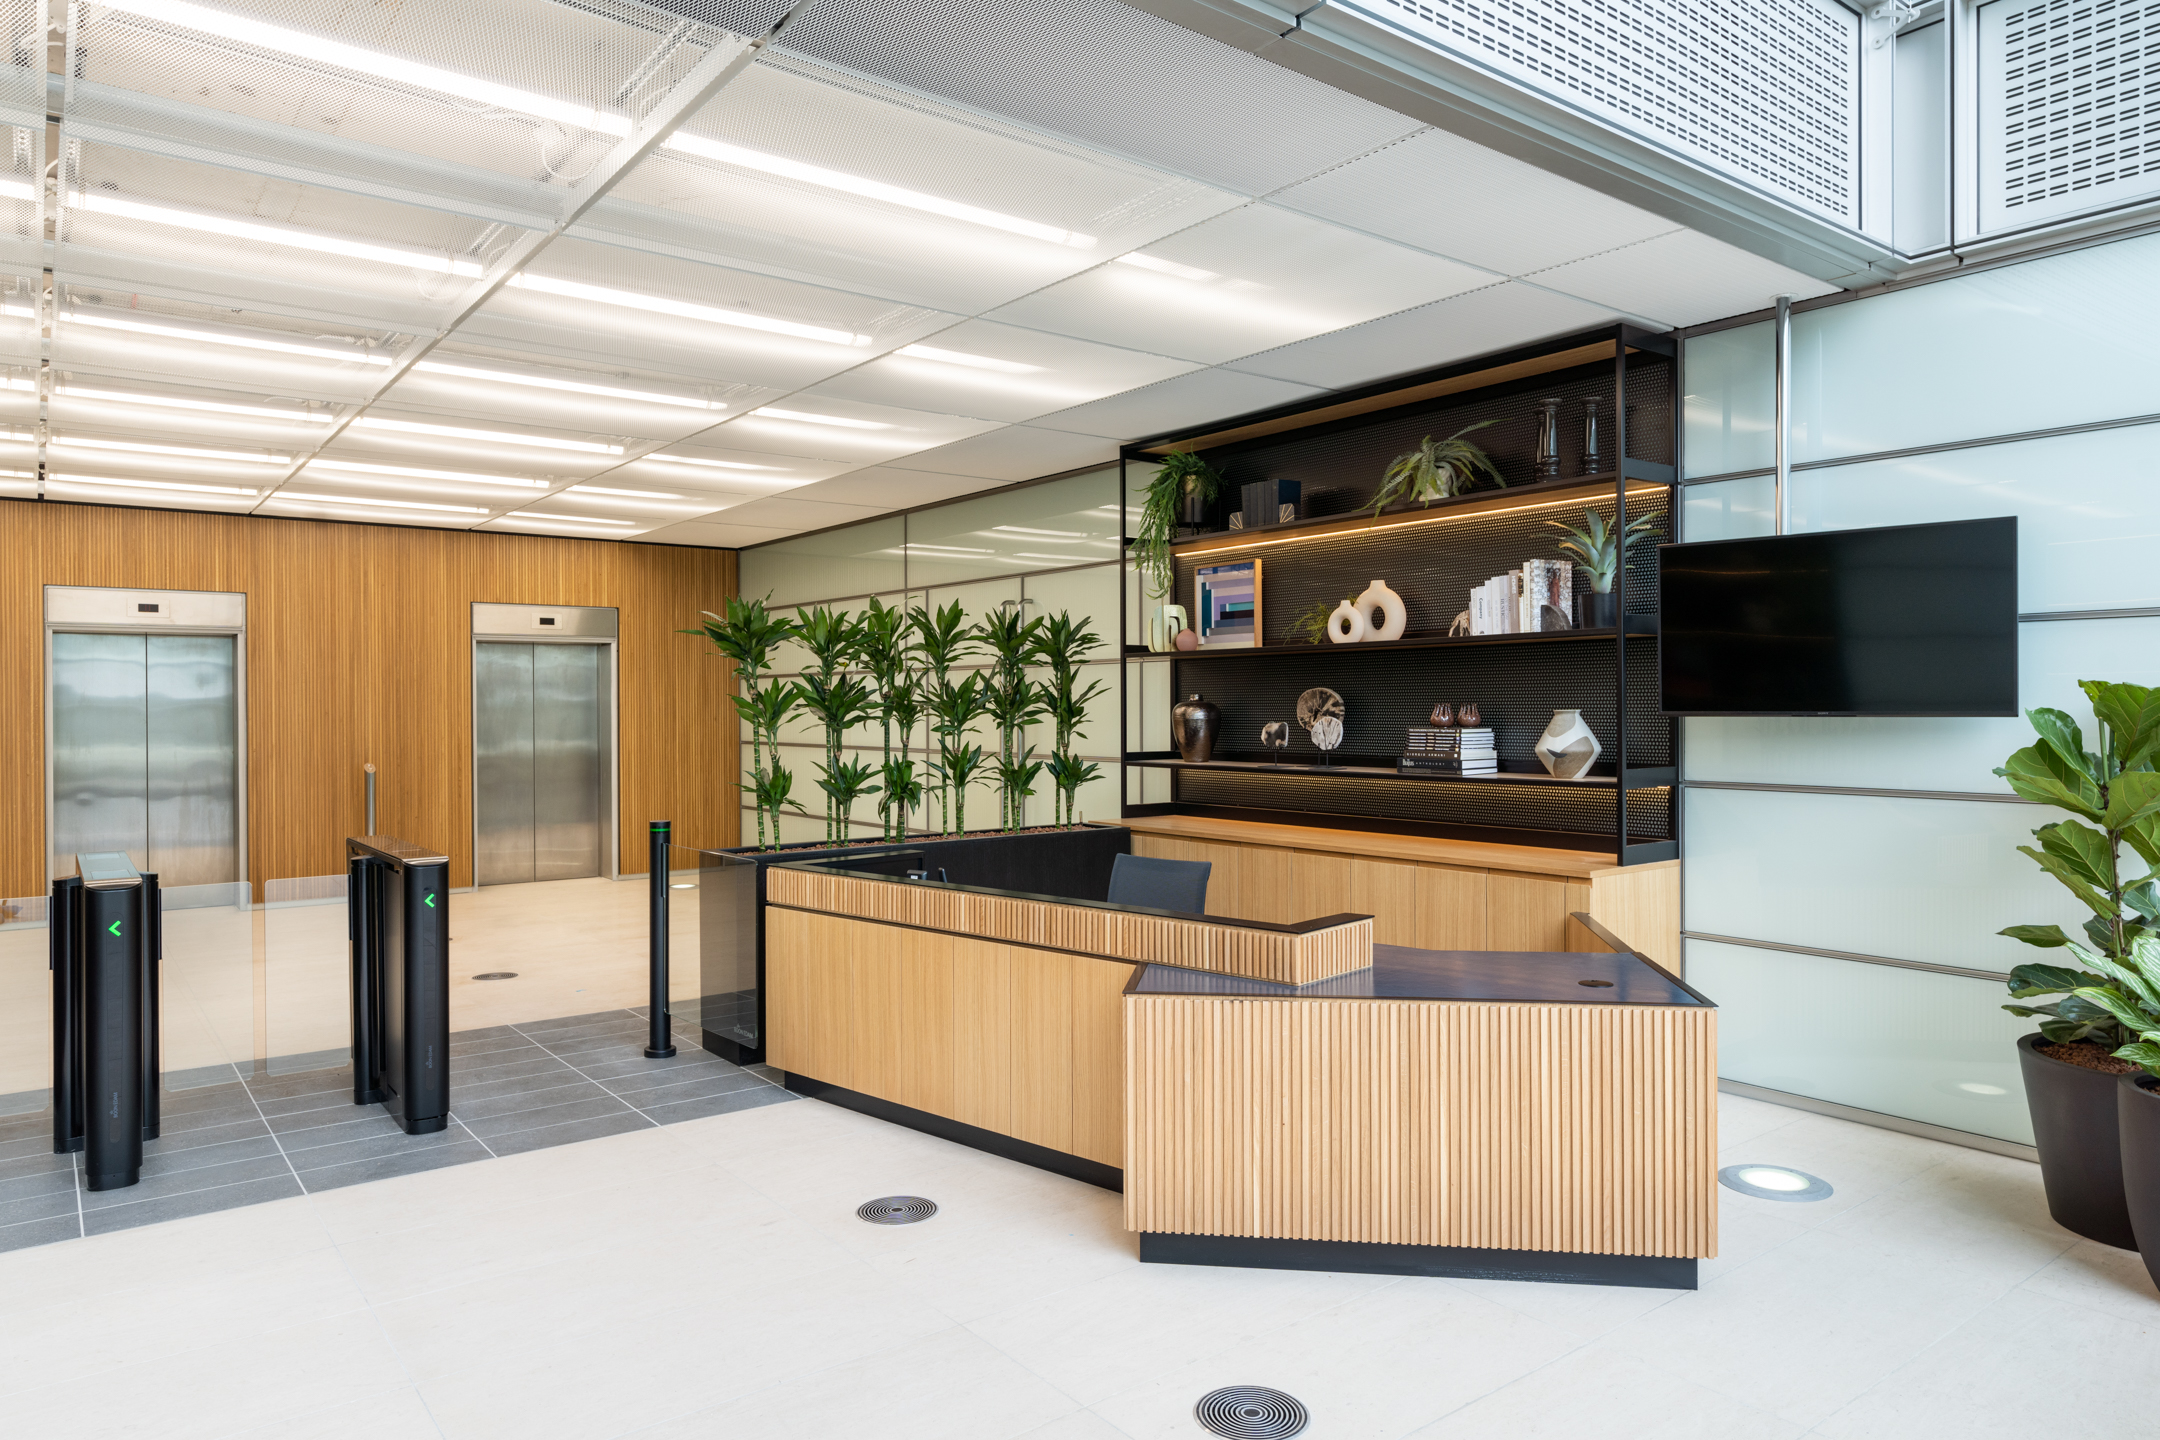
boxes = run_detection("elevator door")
[50,632,240,888]
[474,642,607,886]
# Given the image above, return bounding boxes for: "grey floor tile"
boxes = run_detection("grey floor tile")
[157,1080,255,1115]
[449,1036,539,1063]
[0,1127,58,1164]
[482,1109,652,1157]
[460,1093,639,1142]
[146,1116,270,1156]
[448,1065,585,1107]
[141,1133,285,1176]
[298,1140,493,1193]
[0,1185,82,1229]
[161,1062,245,1092]
[535,1026,656,1057]
[610,1069,765,1108]
[82,1174,304,1236]
[449,1077,605,1120]
[267,1105,396,1143]
[241,1066,354,1103]
[156,1096,262,1136]
[0,1163,81,1205]
[82,1152,294,1211]
[512,1009,637,1037]
[287,1125,467,1177]
[0,1147,74,1184]
[447,1023,526,1043]
[454,1051,582,1085]
[643,1084,795,1128]
[252,1086,364,1121]
[0,1213,81,1253]
[575,1052,737,1085]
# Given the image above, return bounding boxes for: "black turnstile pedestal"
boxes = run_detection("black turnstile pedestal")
[348,836,450,1136]
[52,853,161,1190]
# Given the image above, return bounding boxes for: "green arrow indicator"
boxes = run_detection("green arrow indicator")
[424,893,436,908]
[107,920,122,937]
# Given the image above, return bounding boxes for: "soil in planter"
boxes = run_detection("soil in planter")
[743,824,1101,854]
[2037,1040,2139,1075]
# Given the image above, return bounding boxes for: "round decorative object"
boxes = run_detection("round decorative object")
[1195,1386,1309,1439]
[1172,693,1223,763]
[1355,580,1407,642]
[1174,628,1199,651]
[1310,716,1343,752]
[1429,702,1453,727]
[1535,708,1602,780]
[1458,702,1481,728]
[1294,688,1344,731]
[1259,721,1290,757]
[857,1195,939,1224]
[1325,599,1364,644]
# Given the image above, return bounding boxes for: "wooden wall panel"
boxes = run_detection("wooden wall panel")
[1414,864,1488,949]
[1487,874,1578,951]
[1125,994,1719,1258]
[1588,859,1682,972]
[895,929,956,1120]
[1130,834,1291,924]
[0,499,737,896]
[1290,854,1420,946]
[1070,957,1135,1168]
[951,937,1012,1134]
[1008,949,1074,1154]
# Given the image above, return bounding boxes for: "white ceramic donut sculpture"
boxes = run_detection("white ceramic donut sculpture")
[1326,599,1366,644]
[1357,580,1407,642]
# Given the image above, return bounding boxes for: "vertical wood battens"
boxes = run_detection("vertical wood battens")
[1123,994,1717,1259]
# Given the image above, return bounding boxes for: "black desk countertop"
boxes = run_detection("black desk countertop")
[1132,943,1709,1007]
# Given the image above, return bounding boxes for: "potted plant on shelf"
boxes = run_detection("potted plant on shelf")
[1135,451,1224,607]
[1548,508,1660,629]
[1369,421,1502,515]
[1996,680,2160,1250]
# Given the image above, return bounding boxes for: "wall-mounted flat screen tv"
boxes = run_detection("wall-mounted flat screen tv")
[1659,517,2018,716]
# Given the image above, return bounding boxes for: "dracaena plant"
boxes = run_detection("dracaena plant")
[910,601,978,834]
[1039,610,1108,827]
[794,606,870,846]
[857,597,918,839]
[974,603,1047,831]
[685,595,800,851]
[1997,680,2160,1074]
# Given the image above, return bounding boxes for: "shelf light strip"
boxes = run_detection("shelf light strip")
[1176,485,1668,559]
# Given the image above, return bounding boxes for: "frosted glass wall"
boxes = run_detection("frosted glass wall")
[1679,231,2160,1146]
[735,469,1124,847]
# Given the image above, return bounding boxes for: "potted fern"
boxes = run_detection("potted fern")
[1369,421,1502,515]
[1134,451,1223,602]
[1996,681,2160,1251]
[1548,508,1660,629]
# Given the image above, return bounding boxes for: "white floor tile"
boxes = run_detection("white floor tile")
[2012,1235,2160,1320]
[225,1385,446,1440]
[1404,1340,1803,1440]
[1018,1410,1138,1439]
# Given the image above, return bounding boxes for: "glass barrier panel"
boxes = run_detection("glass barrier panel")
[685,846,759,1060]
[0,896,51,1119]
[156,881,254,1092]
[262,875,353,1076]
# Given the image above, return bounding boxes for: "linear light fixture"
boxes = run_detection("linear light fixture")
[508,511,638,526]
[993,525,1087,537]
[51,473,259,496]
[1115,253,1220,282]
[59,385,336,423]
[63,309,395,365]
[750,407,890,430]
[350,416,623,454]
[1013,553,1100,563]
[505,274,870,348]
[275,489,489,513]
[639,452,778,471]
[412,359,722,410]
[1177,484,1669,559]
[894,344,1041,374]
[52,436,292,463]
[569,484,682,498]
[304,458,549,489]
[71,190,484,276]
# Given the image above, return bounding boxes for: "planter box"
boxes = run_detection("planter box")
[691,825,1132,1064]
[2018,1032,2137,1250]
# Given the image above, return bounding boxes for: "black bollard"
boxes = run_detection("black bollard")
[646,821,676,1058]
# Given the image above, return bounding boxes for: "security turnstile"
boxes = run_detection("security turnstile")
[348,836,450,1135]
[51,852,161,1190]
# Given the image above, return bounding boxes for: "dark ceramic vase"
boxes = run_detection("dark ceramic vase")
[2020,1033,2137,1250]
[1171,693,1221,763]
[1584,591,1618,630]
[2120,1074,2160,1285]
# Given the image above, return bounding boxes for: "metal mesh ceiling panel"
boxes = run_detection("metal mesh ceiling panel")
[1980,0,2160,232]
[1337,0,1862,225]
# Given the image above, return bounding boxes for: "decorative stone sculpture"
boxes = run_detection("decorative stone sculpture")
[1534,708,1602,780]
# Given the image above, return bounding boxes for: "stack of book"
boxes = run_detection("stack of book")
[1468,559,1575,635]
[1399,727,1498,775]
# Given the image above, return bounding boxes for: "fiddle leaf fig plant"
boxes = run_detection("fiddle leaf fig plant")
[1370,421,1502,515]
[1998,680,2160,1074]
[1135,451,1224,600]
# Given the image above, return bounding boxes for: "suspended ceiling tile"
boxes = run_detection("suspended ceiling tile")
[703,397,1004,465]
[383,368,722,445]
[1271,128,1682,276]
[1527,230,1840,328]
[883,425,1117,482]
[694,493,898,532]
[477,512,665,539]
[271,468,516,516]
[313,420,621,482]
[806,322,1199,424]
[634,517,803,548]
[255,491,479,527]
[57,243,452,338]
[1225,281,1623,389]
[768,0,1423,196]
[50,384,335,452]
[987,205,1492,363]
[45,478,261,512]
[612,443,849,494]
[1029,367,1328,440]
[781,465,1001,510]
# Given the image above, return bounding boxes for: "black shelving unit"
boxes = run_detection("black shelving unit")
[1118,325,1678,865]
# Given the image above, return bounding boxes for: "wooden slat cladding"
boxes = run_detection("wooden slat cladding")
[0,499,737,895]
[767,866,1372,985]
[766,907,1132,1168]
[1123,995,1718,1259]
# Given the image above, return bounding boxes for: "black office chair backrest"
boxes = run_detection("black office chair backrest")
[1107,852,1210,915]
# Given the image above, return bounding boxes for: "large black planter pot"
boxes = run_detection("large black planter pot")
[2120,1074,2160,1288]
[2019,1033,2138,1250]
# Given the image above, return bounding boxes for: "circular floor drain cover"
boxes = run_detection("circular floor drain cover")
[470,972,518,981]
[1195,1386,1308,1439]
[856,1196,937,1225]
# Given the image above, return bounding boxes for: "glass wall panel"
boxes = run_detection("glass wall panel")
[1790,230,2160,463]
[739,516,904,607]
[901,470,1120,586]
[1677,475,1774,541]
[1683,788,2081,973]
[1687,938,2034,1144]
[1684,614,2159,791]
[1681,320,1774,478]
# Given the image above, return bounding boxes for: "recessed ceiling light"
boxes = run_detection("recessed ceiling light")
[304,459,548,490]
[993,526,1087,537]
[1012,553,1098,563]
[640,453,778,471]
[1718,1164,1833,1202]
[569,484,683,499]
[750,407,890,430]
[51,473,258,496]
[894,344,1043,374]
[505,274,870,348]
[503,511,639,527]
[1114,253,1220,283]
[62,308,394,364]
[58,385,335,423]
[52,436,291,463]
[67,189,483,276]
[275,490,489,513]
[902,544,994,554]
[350,416,623,454]
[1955,1081,2009,1096]
[411,360,722,410]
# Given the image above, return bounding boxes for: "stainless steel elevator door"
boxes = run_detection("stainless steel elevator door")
[474,642,607,886]
[51,632,239,887]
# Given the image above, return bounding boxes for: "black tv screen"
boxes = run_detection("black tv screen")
[1659,517,2018,716]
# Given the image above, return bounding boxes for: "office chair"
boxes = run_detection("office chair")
[1106,852,1211,915]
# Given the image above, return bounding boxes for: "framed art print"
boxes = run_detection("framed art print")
[1196,559,1261,649]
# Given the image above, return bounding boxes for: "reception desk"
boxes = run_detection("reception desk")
[764,852,1715,1288]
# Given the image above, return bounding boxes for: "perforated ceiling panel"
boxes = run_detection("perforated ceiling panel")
[1980,0,2160,232]
[1335,0,1862,225]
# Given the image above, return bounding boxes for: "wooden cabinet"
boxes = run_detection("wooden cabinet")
[1414,864,1488,949]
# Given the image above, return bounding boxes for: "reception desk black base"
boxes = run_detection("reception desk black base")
[1139,1232,1698,1290]
[784,1073,1122,1193]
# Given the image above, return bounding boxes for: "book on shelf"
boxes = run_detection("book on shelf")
[1469,562,1576,635]
[1397,756,1500,774]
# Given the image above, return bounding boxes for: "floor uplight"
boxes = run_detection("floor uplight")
[1717,1164,1833,1202]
